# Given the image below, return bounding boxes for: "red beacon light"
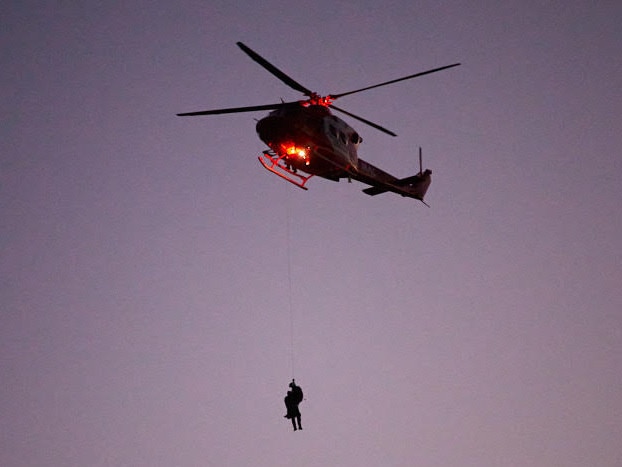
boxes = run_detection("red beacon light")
[301,93,334,107]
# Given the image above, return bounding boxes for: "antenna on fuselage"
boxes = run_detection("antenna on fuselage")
[419,147,423,175]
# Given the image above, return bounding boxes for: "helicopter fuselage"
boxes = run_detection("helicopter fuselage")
[256,104,360,181]
[255,104,431,203]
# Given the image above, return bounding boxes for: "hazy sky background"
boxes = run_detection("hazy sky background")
[2,1,621,466]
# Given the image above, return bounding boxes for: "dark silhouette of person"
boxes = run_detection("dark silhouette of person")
[284,379,303,431]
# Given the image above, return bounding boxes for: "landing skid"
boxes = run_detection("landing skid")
[258,150,314,190]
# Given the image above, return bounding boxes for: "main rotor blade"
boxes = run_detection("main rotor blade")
[331,104,397,137]
[236,42,313,96]
[177,103,287,116]
[331,63,461,99]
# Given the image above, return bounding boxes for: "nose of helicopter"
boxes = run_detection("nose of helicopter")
[255,115,282,143]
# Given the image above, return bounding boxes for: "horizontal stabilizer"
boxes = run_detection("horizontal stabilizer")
[362,185,388,196]
[362,172,428,195]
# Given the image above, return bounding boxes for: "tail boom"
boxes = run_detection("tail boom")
[353,158,432,204]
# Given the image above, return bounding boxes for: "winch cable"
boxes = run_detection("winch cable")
[286,197,295,380]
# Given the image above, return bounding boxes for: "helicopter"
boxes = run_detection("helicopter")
[177,42,460,204]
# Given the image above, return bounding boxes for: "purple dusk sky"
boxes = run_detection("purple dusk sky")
[2,1,621,466]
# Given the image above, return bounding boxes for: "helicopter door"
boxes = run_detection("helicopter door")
[324,118,358,169]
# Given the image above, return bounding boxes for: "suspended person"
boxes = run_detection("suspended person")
[284,379,303,431]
